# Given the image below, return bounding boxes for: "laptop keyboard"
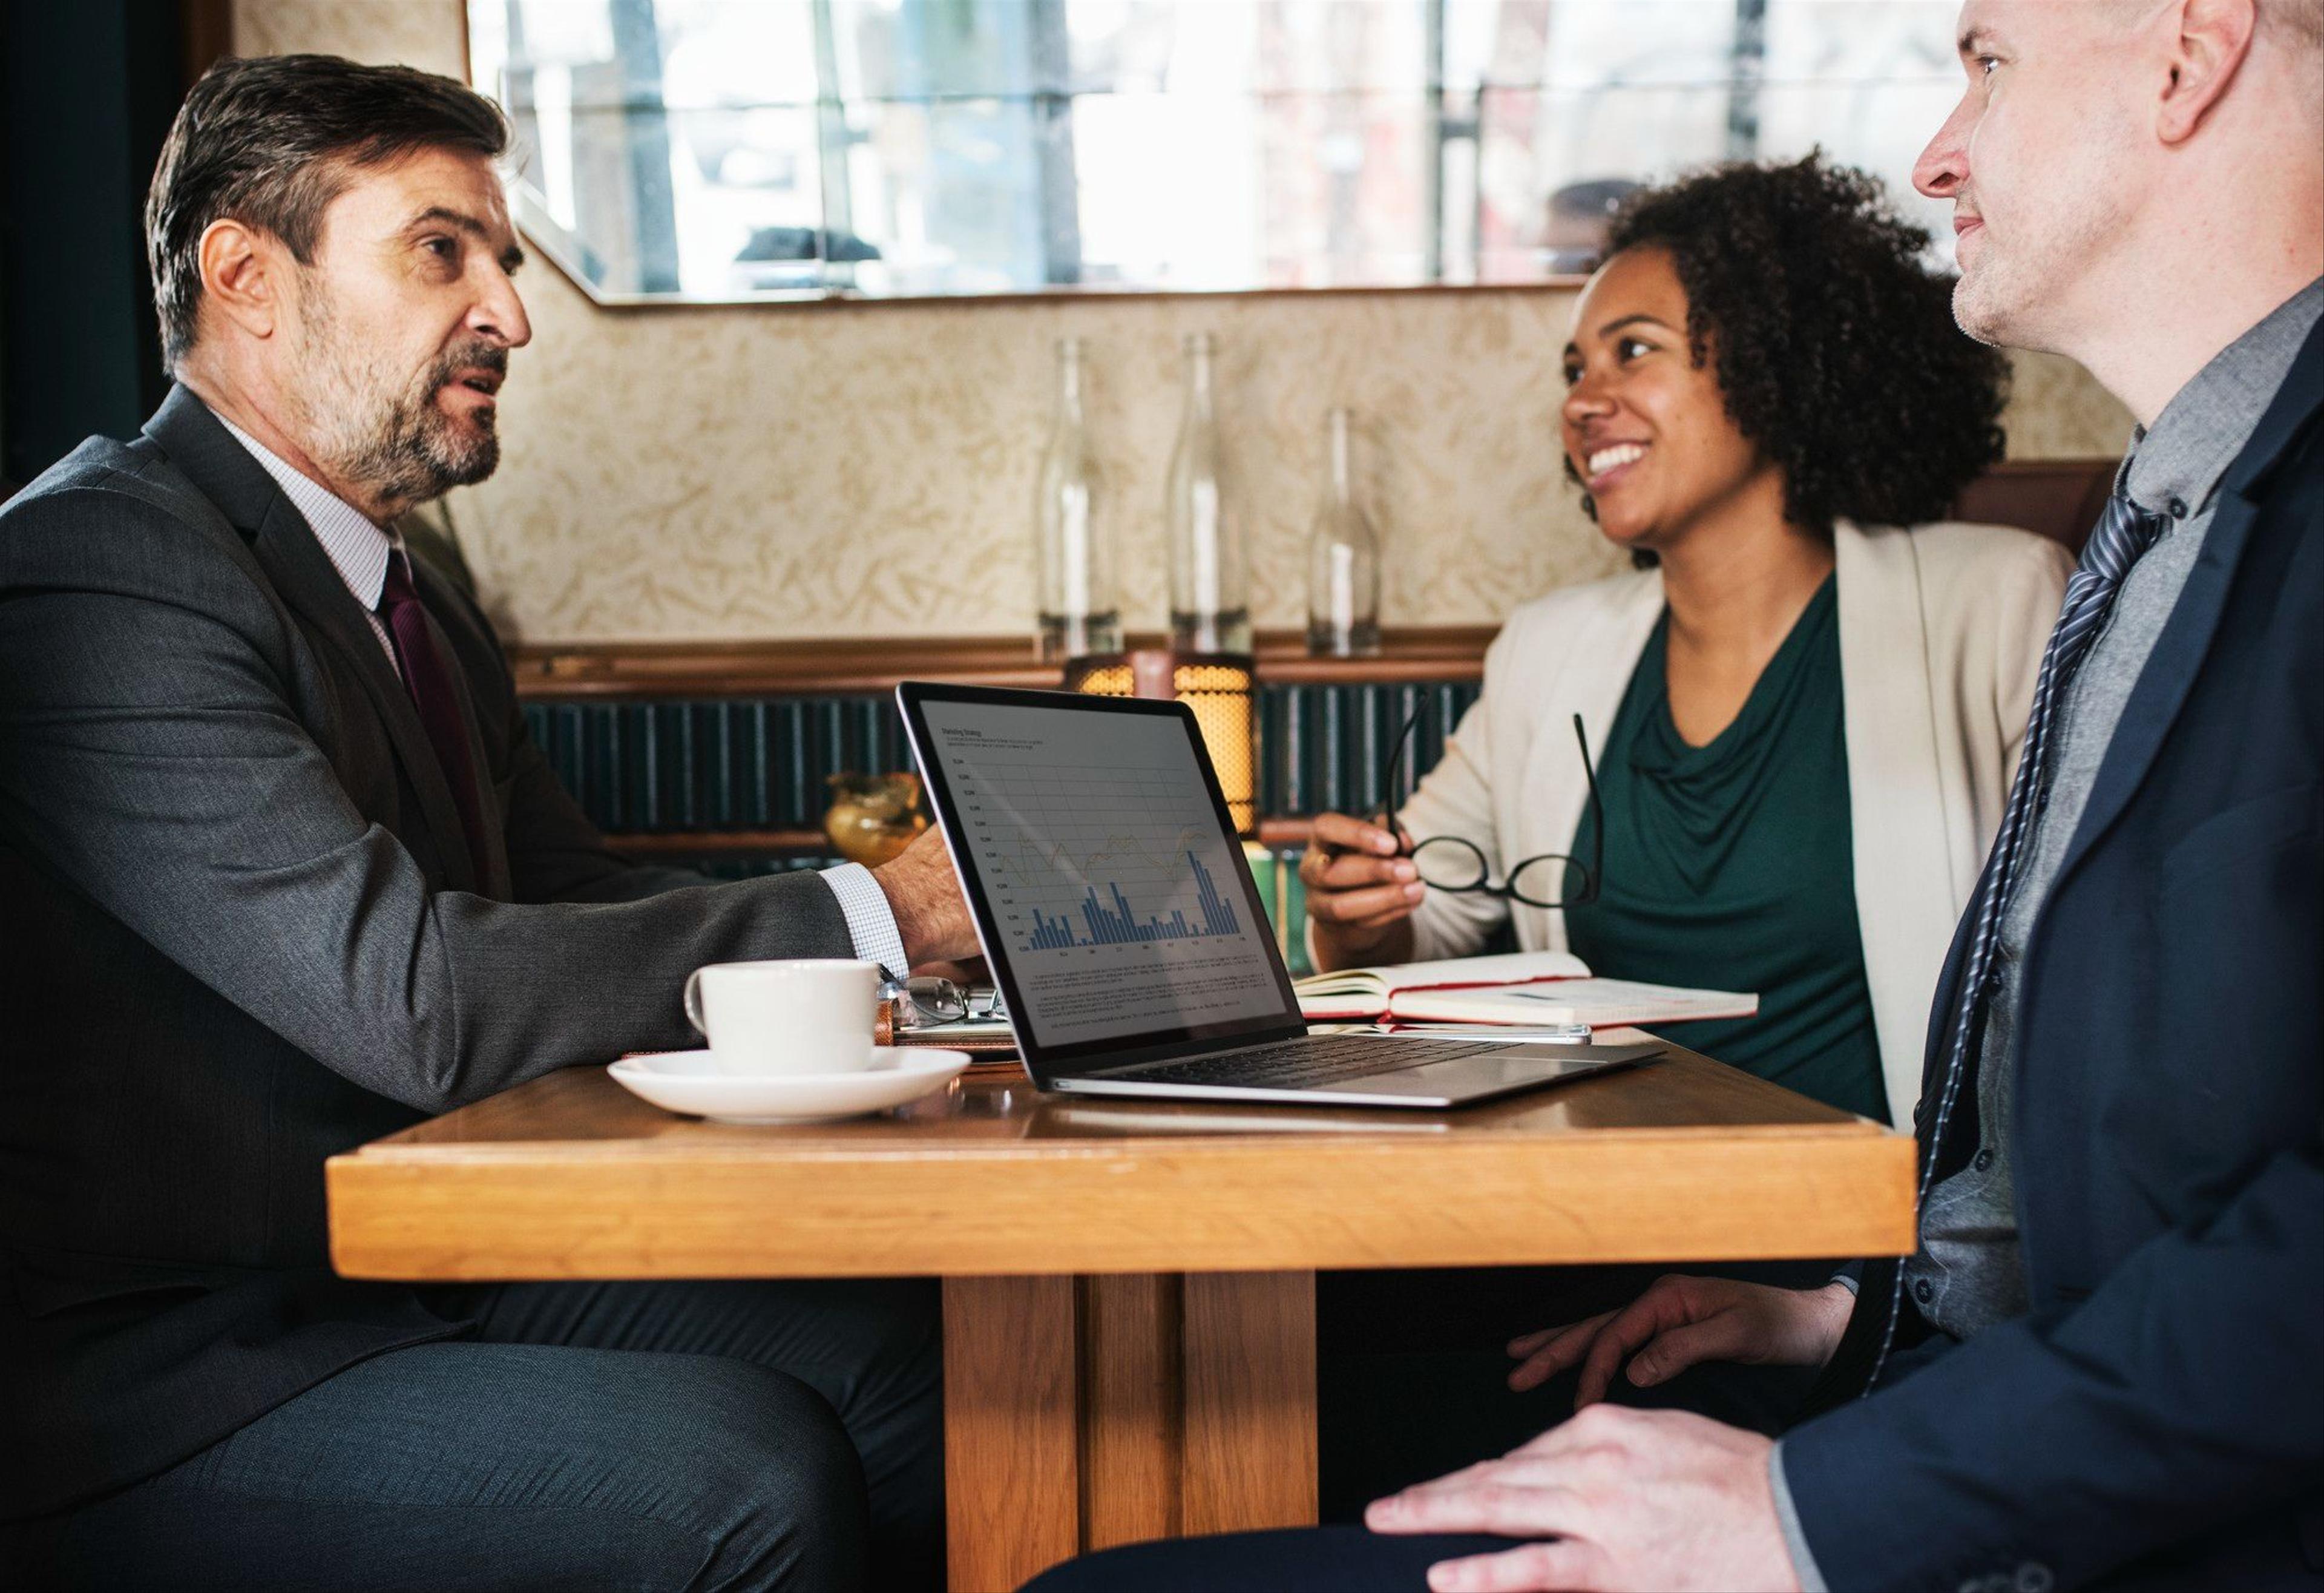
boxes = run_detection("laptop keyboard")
[1113,1034,1502,1091]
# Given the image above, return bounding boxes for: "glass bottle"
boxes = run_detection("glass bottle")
[1165,332,1252,654]
[1034,337,1119,660]
[1305,406,1382,656]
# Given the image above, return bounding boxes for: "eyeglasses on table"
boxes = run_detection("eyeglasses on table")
[876,970,1008,1026]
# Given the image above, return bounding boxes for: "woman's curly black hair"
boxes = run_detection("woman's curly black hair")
[1584,151,2007,534]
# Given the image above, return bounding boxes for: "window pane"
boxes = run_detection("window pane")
[471,0,1967,304]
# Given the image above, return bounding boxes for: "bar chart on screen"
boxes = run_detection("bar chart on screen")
[950,758,1255,960]
[1022,850,1242,949]
[918,697,1289,1045]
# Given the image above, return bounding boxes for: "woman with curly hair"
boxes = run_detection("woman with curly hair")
[1303,153,2068,1129]
[1293,156,2072,1515]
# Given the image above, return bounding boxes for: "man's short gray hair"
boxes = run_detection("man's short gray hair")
[2260,0,2324,53]
[145,54,509,369]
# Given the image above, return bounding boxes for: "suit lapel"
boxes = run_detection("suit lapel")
[1913,855,1994,1139]
[405,554,511,896]
[253,503,485,894]
[142,387,485,894]
[2047,321,2324,895]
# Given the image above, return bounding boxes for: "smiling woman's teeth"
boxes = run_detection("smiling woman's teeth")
[1587,443,1646,476]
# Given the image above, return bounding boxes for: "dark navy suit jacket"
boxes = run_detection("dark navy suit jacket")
[1784,322,2324,1589]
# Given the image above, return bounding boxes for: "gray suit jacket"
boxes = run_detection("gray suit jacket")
[0,386,856,1517]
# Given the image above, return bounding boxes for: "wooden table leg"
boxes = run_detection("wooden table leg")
[1181,1269,1319,1536]
[1080,1272,1183,1551]
[944,1276,1079,1593]
[942,1270,1317,1591]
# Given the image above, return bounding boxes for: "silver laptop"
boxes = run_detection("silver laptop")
[895,682,1659,1108]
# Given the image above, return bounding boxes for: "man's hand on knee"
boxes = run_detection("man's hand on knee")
[1367,1405,1800,1592]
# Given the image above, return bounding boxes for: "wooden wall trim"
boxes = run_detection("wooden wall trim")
[182,0,232,86]
[509,626,1498,700]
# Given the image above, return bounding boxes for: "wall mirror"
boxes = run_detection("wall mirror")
[466,0,1966,306]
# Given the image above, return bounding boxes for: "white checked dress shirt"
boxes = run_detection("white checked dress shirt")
[213,408,908,971]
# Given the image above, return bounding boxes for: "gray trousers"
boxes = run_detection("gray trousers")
[8,1278,942,1592]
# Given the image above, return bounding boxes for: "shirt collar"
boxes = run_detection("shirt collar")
[2122,275,2324,519]
[211,410,400,611]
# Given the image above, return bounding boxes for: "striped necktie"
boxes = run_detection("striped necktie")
[1871,491,2168,1378]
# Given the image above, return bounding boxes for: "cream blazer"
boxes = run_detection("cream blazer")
[1394,519,2072,1125]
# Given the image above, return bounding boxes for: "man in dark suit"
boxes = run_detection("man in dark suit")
[1031,2,2322,1588]
[0,54,977,1590]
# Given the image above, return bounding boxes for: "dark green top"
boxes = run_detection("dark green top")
[1564,574,1888,1122]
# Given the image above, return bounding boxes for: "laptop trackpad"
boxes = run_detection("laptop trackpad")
[1309,1042,1662,1100]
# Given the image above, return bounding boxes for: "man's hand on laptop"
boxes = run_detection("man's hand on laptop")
[1301,811,1423,970]
[1506,1275,1856,1407]
[873,827,981,968]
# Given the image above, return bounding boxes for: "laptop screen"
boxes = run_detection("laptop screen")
[899,685,1304,1072]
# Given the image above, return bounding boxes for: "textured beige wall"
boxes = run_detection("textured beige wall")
[231,0,2137,646]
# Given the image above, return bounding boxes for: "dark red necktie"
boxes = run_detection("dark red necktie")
[378,552,494,892]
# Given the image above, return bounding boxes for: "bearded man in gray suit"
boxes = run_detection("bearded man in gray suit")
[0,53,976,1592]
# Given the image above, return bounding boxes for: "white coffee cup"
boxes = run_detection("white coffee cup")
[683,958,882,1076]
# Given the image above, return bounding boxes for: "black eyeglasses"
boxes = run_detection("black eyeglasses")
[1379,710,1604,910]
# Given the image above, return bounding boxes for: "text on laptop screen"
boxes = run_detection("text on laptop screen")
[918,698,1290,1048]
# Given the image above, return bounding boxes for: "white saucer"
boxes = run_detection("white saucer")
[608,1048,971,1125]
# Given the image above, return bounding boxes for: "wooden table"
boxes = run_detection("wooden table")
[327,1037,1913,1592]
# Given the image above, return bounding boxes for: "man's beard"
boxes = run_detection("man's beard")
[291,281,507,507]
[1951,249,2021,349]
[1947,123,2138,354]
[1951,199,2116,355]
[1948,183,2030,347]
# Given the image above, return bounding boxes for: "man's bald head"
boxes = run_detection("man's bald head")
[2101,0,2319,47]
[1913,0,2323,421]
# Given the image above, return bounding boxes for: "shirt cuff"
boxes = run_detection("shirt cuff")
[1768,1441,1830,1593]
[821,862,910,976]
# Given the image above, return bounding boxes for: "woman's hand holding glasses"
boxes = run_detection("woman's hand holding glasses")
[1299,711,1601,976]
[1298,812,1426,971]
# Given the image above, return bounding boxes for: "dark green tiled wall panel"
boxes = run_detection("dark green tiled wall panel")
[1255,680,1476,819]
[522,681,1480,836]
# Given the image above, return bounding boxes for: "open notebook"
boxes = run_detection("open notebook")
[1293,950,1757,1028]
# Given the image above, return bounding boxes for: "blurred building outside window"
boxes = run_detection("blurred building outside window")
[467,0,1965,304]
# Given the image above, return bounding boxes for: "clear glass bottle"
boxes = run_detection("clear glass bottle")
[1305,406,1382,657]
[1034,337,1119,660]
[1165,332,1252,654]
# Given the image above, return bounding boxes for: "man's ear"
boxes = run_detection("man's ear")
[195,217,287,341]
[2156,0,2259,143]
